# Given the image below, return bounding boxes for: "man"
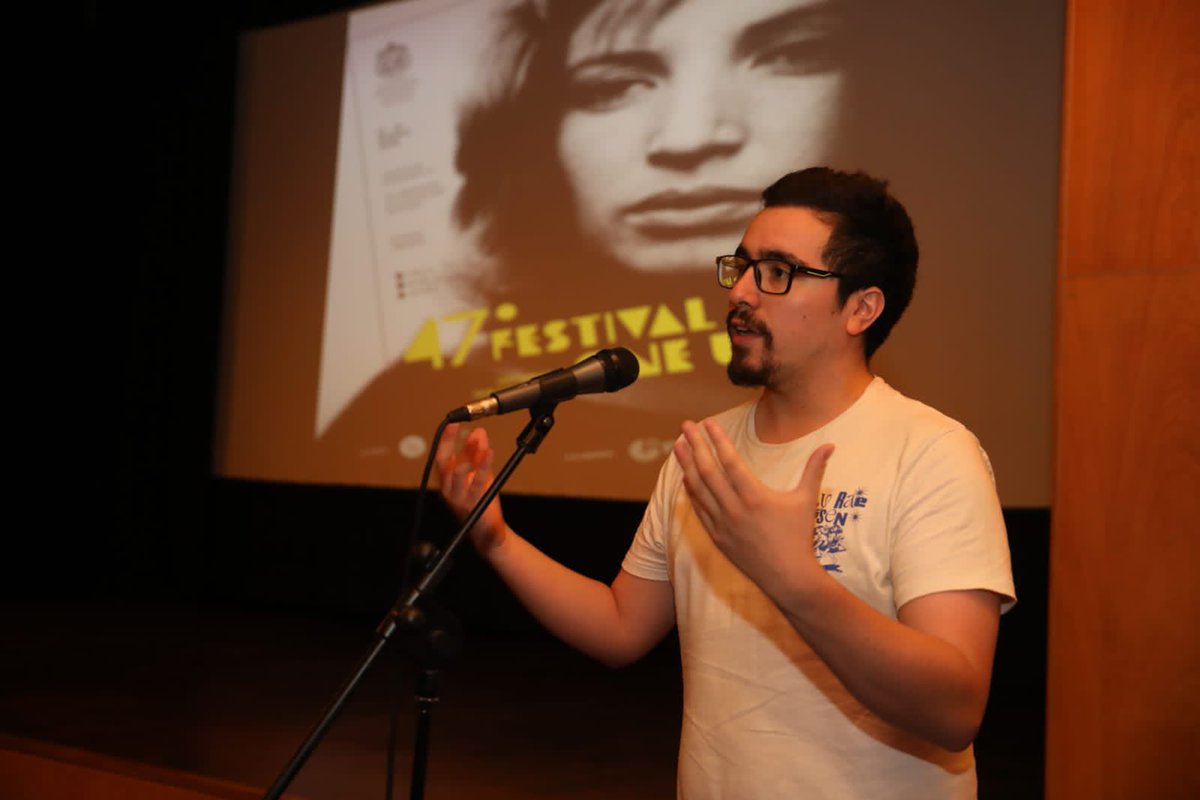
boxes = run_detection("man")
[437,167,1015,798]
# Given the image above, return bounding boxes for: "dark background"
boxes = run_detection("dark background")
[7,3,1048,796]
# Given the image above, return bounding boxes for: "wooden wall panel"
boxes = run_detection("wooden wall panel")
[1057,0,1199,275]
[1048,0,1200,798]
[1049,272,1200,798]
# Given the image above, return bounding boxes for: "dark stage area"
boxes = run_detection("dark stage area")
[3,489,1048,798]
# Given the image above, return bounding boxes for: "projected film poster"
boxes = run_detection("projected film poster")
[306,0,1058,502]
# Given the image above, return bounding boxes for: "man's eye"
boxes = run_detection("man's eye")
[764,263,791,282]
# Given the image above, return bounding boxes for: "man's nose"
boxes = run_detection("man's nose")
[728,266,760,305]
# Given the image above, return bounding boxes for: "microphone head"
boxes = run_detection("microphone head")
[598,347,640,392]
[568,347,640,398]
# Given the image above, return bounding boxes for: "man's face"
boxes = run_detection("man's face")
[725,206,845,390]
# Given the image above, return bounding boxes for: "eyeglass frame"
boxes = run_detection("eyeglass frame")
[715,253,842,295]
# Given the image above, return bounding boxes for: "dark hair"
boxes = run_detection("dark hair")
[453,1,667,282]
[762,167,918,358]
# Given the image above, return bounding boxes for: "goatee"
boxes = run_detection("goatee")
[727,351,776,387]
[725,304,775,387]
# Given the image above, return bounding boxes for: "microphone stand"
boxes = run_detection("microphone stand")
[262,402,560,800]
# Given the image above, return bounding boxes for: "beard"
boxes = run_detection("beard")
[726,344,777,387]
[725,305,777,388]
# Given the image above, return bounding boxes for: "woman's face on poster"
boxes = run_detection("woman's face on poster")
[555,0,843,274]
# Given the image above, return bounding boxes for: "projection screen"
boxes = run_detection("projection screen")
[215,0,1062,504]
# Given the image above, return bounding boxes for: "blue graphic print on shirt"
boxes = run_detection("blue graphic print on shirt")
[814,488,868,572]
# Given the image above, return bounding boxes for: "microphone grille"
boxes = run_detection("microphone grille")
[602,347,640,391]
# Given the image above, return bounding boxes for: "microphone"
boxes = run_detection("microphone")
[447,347,640,422]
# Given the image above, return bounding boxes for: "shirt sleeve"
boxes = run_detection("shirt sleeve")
[890,427,1017,611]
[621,453,680,582]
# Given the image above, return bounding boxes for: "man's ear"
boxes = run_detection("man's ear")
[845,287,885,337]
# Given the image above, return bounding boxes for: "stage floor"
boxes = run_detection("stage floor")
[1,600,1042,798]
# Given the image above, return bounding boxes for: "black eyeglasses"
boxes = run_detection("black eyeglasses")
[716,254,841,295]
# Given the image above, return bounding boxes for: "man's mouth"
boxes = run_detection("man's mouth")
[727,311,767,340]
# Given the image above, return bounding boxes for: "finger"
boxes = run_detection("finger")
[674,434,724,538]
[671,428,692,469]
[688,486,720,536]
[679,420,717,476]
[468,428,493,471]
[468,448,495,495]
[435,422,462,474]
[681,420,739,512]
[701,418,757,494]
[672,432,695,489]
[676,424,729,527]
[793,444,836,499]
[451,430,485,484]
[437,451,462,493]
[460,427,484,469]
[446,458,472,500]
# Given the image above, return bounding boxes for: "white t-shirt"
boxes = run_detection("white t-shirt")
[622,377,1016,800]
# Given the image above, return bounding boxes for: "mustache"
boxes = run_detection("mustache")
[726,304,770,337]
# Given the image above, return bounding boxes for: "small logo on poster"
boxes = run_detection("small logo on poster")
[399,435,427,460]
[376,42,411,78]
[629,438,673,464]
